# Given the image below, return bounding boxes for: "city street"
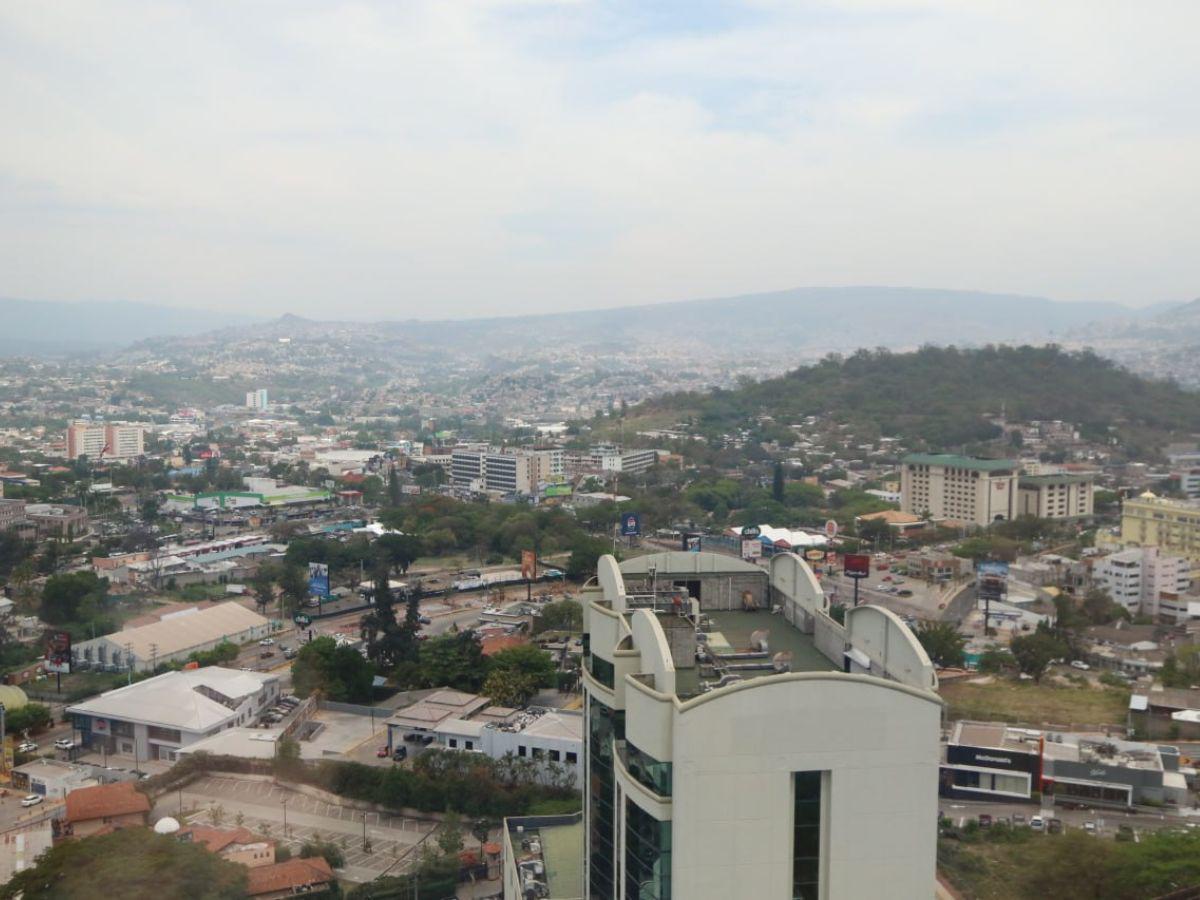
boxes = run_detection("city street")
[941,796,1198,838]
[160,774,441,883]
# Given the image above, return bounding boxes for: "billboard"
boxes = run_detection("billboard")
[620,513,642,537]
[44,630,71,675]
[741,539,762,560]
[542,483,573,498]
[307,562,331,598]
[293,612,313,627]
[521,549,537,580]
[741,525,762,539]
[977,561,1010,579]
[843,553,871,578]
[825,519,840,539]
[684,535,702,552]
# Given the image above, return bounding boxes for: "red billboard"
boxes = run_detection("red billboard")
[843,553,871,579]
[44,630,71,675]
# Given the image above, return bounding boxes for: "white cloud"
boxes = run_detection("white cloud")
[0,0,1197,317]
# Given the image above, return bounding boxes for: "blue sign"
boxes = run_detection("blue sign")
[621,513,641,537]
[977,561,1010,578]
[307,562,331,598]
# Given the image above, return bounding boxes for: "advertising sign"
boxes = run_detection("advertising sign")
[825,519,840,539]
[804,548,825,562]
[92,719,110,735]
[685,535,702,553]
[521,549,537,580]
[977,561,1010,579]
[843,553,871,579]
[740,525,762,539]
[741,539,762,560]
[293,612,313,627]
[1,737,12,780]
[307,562,331,598]
[620,513,642,537]
[44,630,71,675]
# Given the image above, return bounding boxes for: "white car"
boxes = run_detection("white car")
[20,794,42,808]
[54,739,74,751]
[17,741,37,754]
[259,638,275,647]
[1070,660,1090,671]
[1029,816,1044,831]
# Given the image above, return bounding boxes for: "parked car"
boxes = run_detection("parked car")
[1083,821,1097,834]
[20,794,42,808]
[420,735,435,746]
[403,733,422,743]
[54,739,74,751]
[17,741,37,754]
[1070,660,1091,671]
[259,650,274,659]
[393,746,408,761]
[376,746,390,758]
[978,814,993,828]
[1012,814,1026,826]
[1030,816,1045,831]
[418,616,432,625]
[259,638,275,647]
[1048,818,1063,834]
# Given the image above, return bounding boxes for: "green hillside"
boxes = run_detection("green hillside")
[625,346,1200,455]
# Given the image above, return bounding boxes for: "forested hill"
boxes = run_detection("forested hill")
[628,346,1200,452]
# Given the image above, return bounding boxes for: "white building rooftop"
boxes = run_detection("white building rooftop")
[67,667,275,732]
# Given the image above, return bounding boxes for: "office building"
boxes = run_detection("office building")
[22,503,89,540]
[245,388,269,410]
[900,454,1018,526]
[565,445,661,476]
[1093,546,1190,620]
[1121,492,1200,564]
[68,667,281,762]
[941,721,1188,809]
[582,551,940,900]
[0,498,25,532]
[451,447,564,495]
[1017,473,1095,519]
[66,422,146,461]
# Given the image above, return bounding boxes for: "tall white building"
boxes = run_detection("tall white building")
[581,552,940,900]
[901,453,1019,526]
[450,447,563,495]
[245,388,269,410]
[65,422,146,461]
[1094,547,1191,621]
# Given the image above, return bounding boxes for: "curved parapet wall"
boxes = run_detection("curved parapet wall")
[597,554,627,612]
[844,604,938,691]
[769,552,826,617]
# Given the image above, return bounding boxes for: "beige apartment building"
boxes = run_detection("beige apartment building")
[66,422,146,461]
[900,454,1018,527]
[1121,492,1200,564]
[1017,473,1095,519]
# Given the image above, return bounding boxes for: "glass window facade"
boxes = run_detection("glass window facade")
[588,653,615,688]
[625,797,672,900]
[793,771,823,900]
[624,740,673,797]
[588,696,624,899]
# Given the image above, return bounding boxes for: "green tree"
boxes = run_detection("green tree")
[534,600,583,634]
[977,648,1016,674]
[436,811,464,856]
[418,632,486,692]
[1,829,247,899]
[915,621,966,668]
[772,462,785,503]
[1010,630,1065,682]
[488,644,556,688]
[375,534,422,575]
[300,840,345,869]
[249,562,278,614]
[292,636,376,702]
[6,703,51,734]
[40,571,108,625]
[1082,588,1128,626]
[482,668,538,707]
[277,564,309,615]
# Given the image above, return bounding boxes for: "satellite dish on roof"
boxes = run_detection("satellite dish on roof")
[154,816,181,834]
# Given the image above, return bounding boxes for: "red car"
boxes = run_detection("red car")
[376,746,390,758]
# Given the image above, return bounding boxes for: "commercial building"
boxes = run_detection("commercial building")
[12,758,98,799]
[68,667,281,762]
[1121,492,1200,564]
[1017,473,1095,519]
[941,721,1189,809]
[0,498,25,532]
[70,601,270,672]
[582,551,940,900]
[245,388,269,410]
[66,422,146,461]
[900,454,1018,526]
[503,813,584,900]
[565,445,661,476]
[178,824,277,868]
[21,503,89,540]
[246,857,336,898]
[162,477,332,512]
[450,447,564,495]
[1093,547,1190,620]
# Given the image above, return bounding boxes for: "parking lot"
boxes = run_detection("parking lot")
[160,775,440,883]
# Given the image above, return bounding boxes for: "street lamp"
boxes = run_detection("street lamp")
[281,797,288,837]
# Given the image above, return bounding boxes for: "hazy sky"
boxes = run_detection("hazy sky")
[1,1,1197,319]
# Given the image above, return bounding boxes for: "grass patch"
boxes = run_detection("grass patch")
[940,677,1129,726]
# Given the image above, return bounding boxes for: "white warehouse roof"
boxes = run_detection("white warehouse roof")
[82,602,268,661]
[67,667,275,732]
